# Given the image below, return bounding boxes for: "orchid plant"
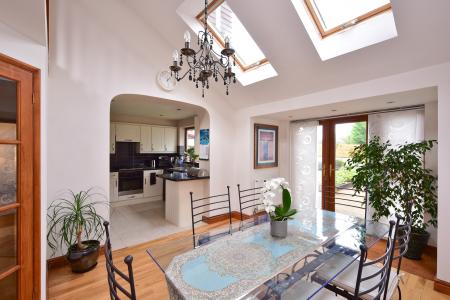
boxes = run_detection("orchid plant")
[261,178,297,221]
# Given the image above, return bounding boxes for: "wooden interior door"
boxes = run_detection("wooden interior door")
[320,115,368,216]
[0,56,38,300]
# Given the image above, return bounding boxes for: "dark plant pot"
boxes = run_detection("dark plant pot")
[67,240,100,273]
[404,230,430,260]
[271,220,288,238]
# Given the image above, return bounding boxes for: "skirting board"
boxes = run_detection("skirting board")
[434,279,450,296]
[201,210,266,224]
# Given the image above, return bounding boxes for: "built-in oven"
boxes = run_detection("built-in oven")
[118,168,143,196]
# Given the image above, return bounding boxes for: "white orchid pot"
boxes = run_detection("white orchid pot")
[270,219,287,238]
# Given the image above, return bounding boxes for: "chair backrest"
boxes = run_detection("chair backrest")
[392,212,413,273]
[237,184,264,221]
[354,220,396,300]
[190,186,232,247]
[103,221,137,300]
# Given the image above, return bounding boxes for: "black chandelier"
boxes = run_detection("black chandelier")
[169,0,237,97]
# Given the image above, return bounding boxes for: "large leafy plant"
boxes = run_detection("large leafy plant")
[346,137,437,232]
[47,189,107,255]
[262,178,297,221]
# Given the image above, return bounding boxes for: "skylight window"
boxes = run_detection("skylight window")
[305,0,392,38]
[197,1,268,71]
[291,0,397,60]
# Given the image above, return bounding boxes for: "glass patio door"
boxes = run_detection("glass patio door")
[0,58,35,300]
[320,116,368,219]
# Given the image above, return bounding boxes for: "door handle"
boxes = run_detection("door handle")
[115,179,118,187]
[145,178,147,185]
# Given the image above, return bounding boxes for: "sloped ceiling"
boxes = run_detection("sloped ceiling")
[124,0,450,109]
[0,0,47,45]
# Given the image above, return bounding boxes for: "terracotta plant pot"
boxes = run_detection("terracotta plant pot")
[67,240,100,273]
[270,220,288,238]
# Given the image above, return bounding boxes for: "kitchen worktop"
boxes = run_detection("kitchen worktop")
[157,173,210,182]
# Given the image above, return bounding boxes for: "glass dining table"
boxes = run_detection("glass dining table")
[146,209,390,300]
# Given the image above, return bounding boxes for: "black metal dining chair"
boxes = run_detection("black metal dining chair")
[190,186,232,247]
[103,221,137,300]
[237,183,268,229]
[383,213,412,300]
[313,220,396,300]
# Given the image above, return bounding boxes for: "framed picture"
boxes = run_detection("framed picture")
[199,128,209,160]
[254,123,278,169]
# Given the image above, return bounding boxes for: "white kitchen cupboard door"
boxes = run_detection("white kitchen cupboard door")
[164,127,177,152]
[110,123,116,153]
[140,125,152,153]
[110,172,119,202]
[116,123,141,142]
[151,126,165,152]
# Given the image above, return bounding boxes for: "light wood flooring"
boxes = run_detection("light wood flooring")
[48,221,450,300]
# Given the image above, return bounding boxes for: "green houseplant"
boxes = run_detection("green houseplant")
[185,147,199,164]
[347,137,437,259]
[262,178,297,238]
[47,189,107,273]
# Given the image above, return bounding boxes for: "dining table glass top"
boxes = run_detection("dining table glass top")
[146,209,390,300]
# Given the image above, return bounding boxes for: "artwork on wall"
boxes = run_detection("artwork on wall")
[199,129,209,160]
[254,123,278,169]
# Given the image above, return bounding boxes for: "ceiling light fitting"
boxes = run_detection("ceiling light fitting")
[169,0,237,98]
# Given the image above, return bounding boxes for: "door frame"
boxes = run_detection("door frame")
[0,53,41,299]
[320,115,368,212]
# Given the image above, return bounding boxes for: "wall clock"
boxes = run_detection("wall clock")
[157,70,177,91]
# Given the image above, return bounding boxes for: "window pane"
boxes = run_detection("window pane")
[186,128,195,149]
[208,1,266,67]
[334,122,366,219]
[0,77,17,140]
[0,145,17,206]
[0,208,17,274]
[0,271,17,300]
[311,0,390,30]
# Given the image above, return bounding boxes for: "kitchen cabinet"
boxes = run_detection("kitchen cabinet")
[140,125,152,153]
[151,126,165,152]
[110,172,119,202]
[143,169,164,200]
[164,127,177,152]
[116,123,140,142]
[110,123,116,154]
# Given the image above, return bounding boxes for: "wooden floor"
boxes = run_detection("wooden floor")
[48,221,449,300]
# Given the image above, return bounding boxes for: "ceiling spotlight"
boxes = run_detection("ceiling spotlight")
[386,101,395,104]
[331,109,337,112]
[177,108,182,111]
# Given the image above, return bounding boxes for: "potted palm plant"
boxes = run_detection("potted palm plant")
[347,137,437,259]
[47,188,107,273]
[262,178,297,238]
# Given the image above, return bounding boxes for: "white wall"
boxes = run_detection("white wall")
[47,0,235,257]
[234,62,450,283]
[0,20,48,300]
[425,101,438,247]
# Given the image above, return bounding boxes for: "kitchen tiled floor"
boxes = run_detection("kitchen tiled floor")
[109,201,189,250]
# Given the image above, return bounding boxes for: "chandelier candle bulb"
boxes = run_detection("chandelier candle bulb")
[172,50,179,62]
[184,31,191,43]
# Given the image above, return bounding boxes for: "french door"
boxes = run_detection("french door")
[0,55,39,299]
[320,115,368,219]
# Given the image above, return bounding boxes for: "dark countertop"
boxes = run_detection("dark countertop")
[110,167,165,172]
[157,173,210,182]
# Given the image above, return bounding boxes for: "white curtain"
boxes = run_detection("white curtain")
[367,109,425,221]
[368,109,424,145]
[290,121,319,210]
